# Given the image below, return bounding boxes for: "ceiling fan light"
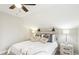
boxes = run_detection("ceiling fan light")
[15,4,22,8]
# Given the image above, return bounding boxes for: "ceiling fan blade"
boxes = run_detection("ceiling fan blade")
[22,5,28,12]
[9,5,15,9]
[23,4,36,6]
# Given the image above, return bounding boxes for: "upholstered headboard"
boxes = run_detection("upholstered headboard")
[34,27,56,42]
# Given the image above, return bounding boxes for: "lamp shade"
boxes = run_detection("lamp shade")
[37,28,40,31]
[52,27,55,31]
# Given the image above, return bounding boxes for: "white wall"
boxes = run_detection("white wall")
[0,12,30,52]
[76,27,79,54]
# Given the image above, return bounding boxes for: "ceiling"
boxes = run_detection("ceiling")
[0,4,79,29]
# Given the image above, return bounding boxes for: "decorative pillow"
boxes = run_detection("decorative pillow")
[35,33,41,37]
[40,37,49,44]
[30,36,36,42]
[30,33,50,44]
[30,36,40,42]
[47,34,52,42]
[34,36,41,41]
[42,34,50,38]
[30,34,41,42]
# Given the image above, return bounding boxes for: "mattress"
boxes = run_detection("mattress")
[7,41,58,55]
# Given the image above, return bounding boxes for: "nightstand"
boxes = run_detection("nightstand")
[60,43,73,55]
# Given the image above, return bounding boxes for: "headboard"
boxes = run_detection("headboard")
[35,27,55,35]
[34,27,56,42]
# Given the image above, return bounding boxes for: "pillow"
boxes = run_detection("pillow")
[30,33,50,43]
[40,37,49,44]
[30,36,41,42]
[52,34,56,42]
[47,34,52,42]
[30,34,41,42]
[41,34,52,43]
[35,33,41,37]
[42,34,50,38]
[30,36,36,42]
[30,35,48,43]
[34,36,41,41]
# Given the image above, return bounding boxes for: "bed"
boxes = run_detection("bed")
[7,41,58,55]
[7,28,58,55]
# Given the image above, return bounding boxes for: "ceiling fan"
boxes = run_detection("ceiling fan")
[9,4,36,12]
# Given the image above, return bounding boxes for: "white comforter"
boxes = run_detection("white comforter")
[7,41,58,55]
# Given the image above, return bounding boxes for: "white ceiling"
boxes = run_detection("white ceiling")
[0,4,79,29]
